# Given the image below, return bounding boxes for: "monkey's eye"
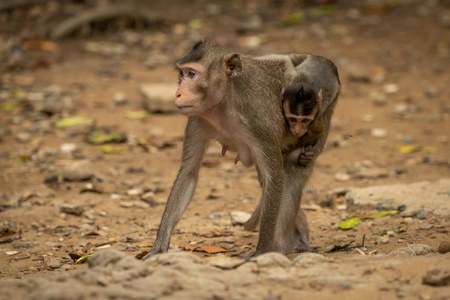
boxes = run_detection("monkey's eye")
[288,118,297,123]
[187,70,196,79]
[301,119,310,124]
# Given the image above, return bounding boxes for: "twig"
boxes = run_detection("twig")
[51,3,161,40]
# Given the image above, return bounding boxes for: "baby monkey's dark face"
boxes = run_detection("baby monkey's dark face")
[282,83,322,137]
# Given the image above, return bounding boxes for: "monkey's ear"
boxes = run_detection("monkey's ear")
[225,53,242,77]
[317,89,323,105]
[281,87,285,97]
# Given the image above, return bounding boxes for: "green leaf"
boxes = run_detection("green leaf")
[85,130,121,145]
[56,116,93,128]
[76,254,93,264]
[362,210,398,219]
[284,11,305,25]
[100,145,126,154]
[339,217,359,230]
[0,102,17,111]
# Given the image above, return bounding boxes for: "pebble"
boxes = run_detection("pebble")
[383,84,399,94]
[60,160,95,181]
[388,244,435,256]
[418,208,426,219]
[422,268,450,286]
[15,132,31,143]
[113,92,128,106]
[60,203,83,216]
[394,103,409,116]
[254,252,292,268]
[371,128,387,138]
[140,84,178,113]
[400,209,418,218]
[141,191,156,204]
[334,172,351,182]
[119,201,150,209]
[292,253,326,267]
[230,211,251,226]
[60,143,77,153]
[438,241,450,254]
[378,237,389,244]
[42,256,62,269]
[369,91,387,106]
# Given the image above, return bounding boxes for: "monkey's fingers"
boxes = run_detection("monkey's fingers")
[234,154,240,164]
[222,146,227,156]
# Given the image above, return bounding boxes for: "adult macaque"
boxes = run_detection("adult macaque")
[242,54,340,253]
[142,41,340,259]
[142,41,297,259]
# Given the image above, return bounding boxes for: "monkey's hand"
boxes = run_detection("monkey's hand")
[298,145,315,166]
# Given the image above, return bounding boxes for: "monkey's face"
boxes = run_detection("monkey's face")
[283,100,314,137]
[174,53,242,116]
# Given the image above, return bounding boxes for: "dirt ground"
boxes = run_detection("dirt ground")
[0,0,449,299]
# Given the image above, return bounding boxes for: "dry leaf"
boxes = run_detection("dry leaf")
[180,245,228,254]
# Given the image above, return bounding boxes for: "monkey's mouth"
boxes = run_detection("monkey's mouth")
[176,105,194,111]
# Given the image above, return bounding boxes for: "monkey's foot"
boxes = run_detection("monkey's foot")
[242,251,257,261]
[234,154,240,164]
[298,145,315,166]
[293,241,315,253]
[141,244,167,260]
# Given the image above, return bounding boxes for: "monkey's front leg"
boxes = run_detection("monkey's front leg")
[142,123,207,260]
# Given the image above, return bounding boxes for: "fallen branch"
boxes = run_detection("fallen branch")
[51,3,160,40]
[0,0,50,12]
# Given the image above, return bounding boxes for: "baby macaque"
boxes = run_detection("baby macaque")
[283,82,324,166]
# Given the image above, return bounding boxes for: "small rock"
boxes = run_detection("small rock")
[254,252,291,268]
[6,251,19,256]
[371,128,387,138]
[369,91,387,106]
[419,224,434,230]
[418,208,426,219]
[120,201,150,209]
[60,143,77,153]
[127,188,143,196]
[292,253,326,267]
[388,244,435,256]
[438,241,450,254]
[425,87,440,98]
[422,268,450,286]
[206,255,244,269]
[60,160,94,181]
[113,92,128,106]
[362,113,374,122]
[400,209,418,218]
[141,191,156,204]
[140,84,178,113]
[394,103,409,116]
[355,167,389,179]
[43,255,62,269]
[334,172,351,182]
[15,132,31,143]
[230,211,251,226]
[60,203,83,216]
[383,83,399,94]
[378,236,389,244]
